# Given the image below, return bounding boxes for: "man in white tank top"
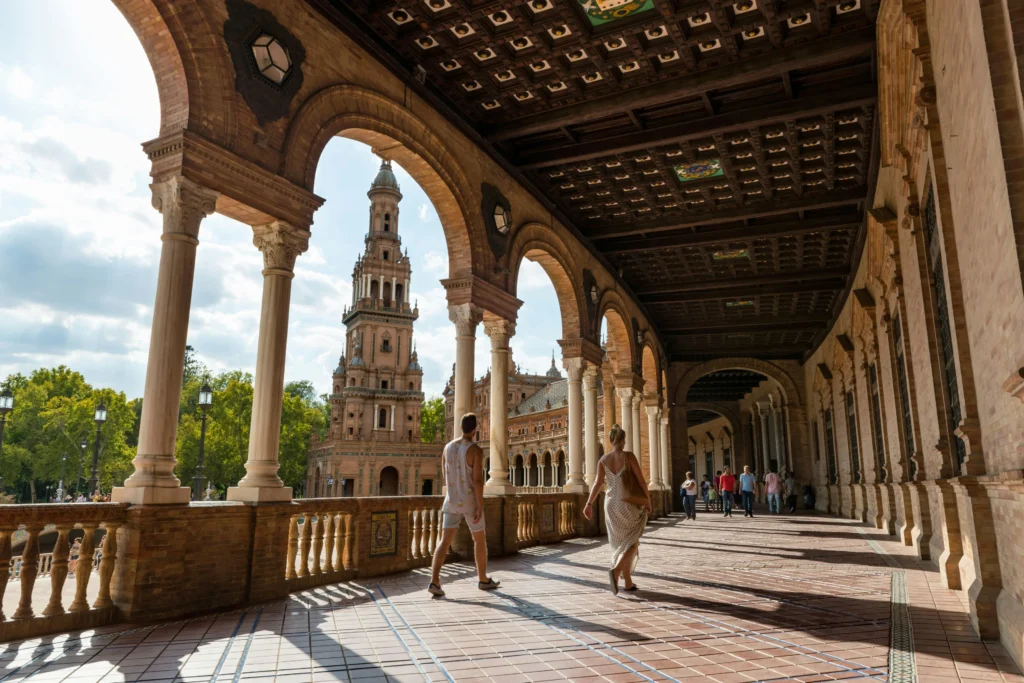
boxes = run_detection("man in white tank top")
[428,413,499,596]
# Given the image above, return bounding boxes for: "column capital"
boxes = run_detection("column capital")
[645,405,660,418]
[615,386,634,401]
[660,414,669,426]
[563,357,585,381]
[448,303,484,336]
[582,366,599,390]
[483,318,515,348]
[151,176,219,242]
[253,221,310,274]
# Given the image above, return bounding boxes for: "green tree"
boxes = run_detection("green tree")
[420,396,445,444]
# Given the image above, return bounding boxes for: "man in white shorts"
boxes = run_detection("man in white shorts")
[428,412,499,596]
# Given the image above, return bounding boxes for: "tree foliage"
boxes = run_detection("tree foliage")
[420,396,445,444]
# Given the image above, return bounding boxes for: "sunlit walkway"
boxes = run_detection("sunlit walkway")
[3,511,1021,683]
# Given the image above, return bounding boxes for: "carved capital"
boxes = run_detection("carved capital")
[448,303,484,336]
[645,405,660,418]
[563,357,585,382]
[616,387,634,402]
[582,365,599,391]
[151,176,219,242]
[483,318,515,349]
[252,221,310,273]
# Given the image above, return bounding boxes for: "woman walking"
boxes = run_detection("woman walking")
[583,424,651,595]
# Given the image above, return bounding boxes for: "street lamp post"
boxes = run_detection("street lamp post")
[77,439,86,497]
[88,403,107,498]
[0,389,14,489]
[193,384,213,501]
[57,452,68,501]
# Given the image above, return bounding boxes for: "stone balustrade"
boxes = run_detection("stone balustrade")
[0,493,604,644]
[0,503,126,643]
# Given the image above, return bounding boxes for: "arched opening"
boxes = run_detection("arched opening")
[378,407,388,429]
[395,283,404,306]
[556,451,566,487]
[513,455,524,487]
[383,281,392,306]
[542,452,552,487]
[378,466,399,496]
[370,279,380,301]
[383,212,391,232]
[528,453,538,487]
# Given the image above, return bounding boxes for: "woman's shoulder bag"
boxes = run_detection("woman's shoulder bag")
[620,452,650,508]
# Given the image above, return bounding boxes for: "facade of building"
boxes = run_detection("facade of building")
[444,354,605,491]
[306,161,441,498]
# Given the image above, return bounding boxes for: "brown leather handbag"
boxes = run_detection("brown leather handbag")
[620,453,650,508]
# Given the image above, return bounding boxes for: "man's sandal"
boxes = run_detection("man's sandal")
[478,578,500,590]
[427,582,445,597]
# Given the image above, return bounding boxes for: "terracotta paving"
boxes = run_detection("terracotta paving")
[0,510,1020,682]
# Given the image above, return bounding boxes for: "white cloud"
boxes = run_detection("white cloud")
[517,259,554,291]
[2,65,35,100]
[422,251,448,276]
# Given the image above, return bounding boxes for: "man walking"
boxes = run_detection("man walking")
[764,468,783,514]
[739,466,757,518]
[719,467,736,517]
[784,471,798,514]
[428,413,499,597]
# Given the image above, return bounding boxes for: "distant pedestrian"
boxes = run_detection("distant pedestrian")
[681,472,698,520]
[719,467,736,517]
[69,538,81,575]
[739,466,757,518]
[784,471,798,514]
[764,469,783,514]
[713,471,723,511]
[700,475,710,509]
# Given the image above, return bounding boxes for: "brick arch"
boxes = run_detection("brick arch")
[673,357,802,408]
[685,401,743,434]
[506,223,585,340]
[113,0,233,140]
[641,344,659,397]
[598,291,636,375]
[280,85,478,278]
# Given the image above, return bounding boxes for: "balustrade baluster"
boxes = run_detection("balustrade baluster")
[533,504,539,539]
[297,515,313,578]
[332,513,344,570]
[285,516,299,580]
[516,504,523,542]
[342,514,353,570]
[410,510,420,560]
[429,509,438,554]
[0,530,12,620]
[43,525,71,616]
[323,514,335,573]
[93,522,120,609]
[312,514,325,575]
[558,501,564,535]
[70,525,97,612]
[13,526,42,619]
[420,510,429,558]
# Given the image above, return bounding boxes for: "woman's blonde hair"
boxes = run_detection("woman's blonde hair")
[608,423,627,446]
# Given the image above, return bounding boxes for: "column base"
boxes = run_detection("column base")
[112,486,192,505]
[226,486,293,503]
[563,483,588,494]
[484,483,518,496]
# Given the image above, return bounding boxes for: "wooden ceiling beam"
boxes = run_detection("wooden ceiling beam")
[486,29,875,142]
[597,218,860,253]
[515,84,877,169]
[585,188,865,239]
[663,317,831,335]
[643,277,847,303]
[671,346,807,360]
[636,268,848,295]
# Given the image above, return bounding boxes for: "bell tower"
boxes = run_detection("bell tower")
[334,158,423,442]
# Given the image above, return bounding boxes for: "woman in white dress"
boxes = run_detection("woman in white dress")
[583,424,652,595]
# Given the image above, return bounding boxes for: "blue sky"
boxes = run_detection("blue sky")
[0,1,564,400]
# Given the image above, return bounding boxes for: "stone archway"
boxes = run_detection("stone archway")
[506,224,586,341]
[673,358,803,408]
[378,466,399,496]
[281,85,480,279]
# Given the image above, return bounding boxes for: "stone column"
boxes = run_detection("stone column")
[115,176,218,505]
[783,406,794,472]
[564,359,587,493]
[631,391,642,458]
[483,318,515,494]
[372,403,379,430]
[448,304,483,425]
[229,221,309,502]
[602,366,617,450]
[616,388,634,450]
[660,414,670,486]
[646,406,663,489]
[582,367,600,487]
[758,405,771,473]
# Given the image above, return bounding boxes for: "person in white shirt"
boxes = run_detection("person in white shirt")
[681,472,698,520]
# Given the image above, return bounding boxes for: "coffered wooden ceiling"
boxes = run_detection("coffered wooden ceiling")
[313,0,879,362]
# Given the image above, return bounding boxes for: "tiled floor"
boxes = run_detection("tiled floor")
[1,510,1020,682]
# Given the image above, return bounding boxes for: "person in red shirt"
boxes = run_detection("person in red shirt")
[718,467,737,517]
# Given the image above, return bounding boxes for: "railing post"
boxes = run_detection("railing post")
[312,514,325,575]
[297,515,312,578]
[342,514,353,570]
[13,525,42,619]
[43,524,72,616]
[420,509,429,558]
[410,510,420,560]
[332,513,345,571]
[70,525,97,612]
[93,522,120,609]
[0,529,12,621]
[323,514,335,573]
[429,508,438,554]
[285,516,299,580]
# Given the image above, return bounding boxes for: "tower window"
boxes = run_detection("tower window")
[381,380,389,390]
[384,212,391,232]
[379,408,388,428]
[383,250,390,261]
